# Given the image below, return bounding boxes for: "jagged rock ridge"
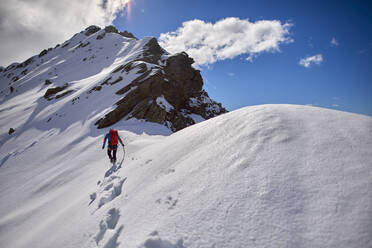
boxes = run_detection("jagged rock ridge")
[90,27,226,131]
[95,50,226,131]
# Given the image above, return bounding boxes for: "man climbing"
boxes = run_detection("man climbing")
[102,128,125,163]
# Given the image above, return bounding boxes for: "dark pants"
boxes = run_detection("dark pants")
[107,144,118,161]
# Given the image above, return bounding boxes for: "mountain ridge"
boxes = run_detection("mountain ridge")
[0,25,226,134]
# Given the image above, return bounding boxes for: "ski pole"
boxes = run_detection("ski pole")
[122,145,125,164]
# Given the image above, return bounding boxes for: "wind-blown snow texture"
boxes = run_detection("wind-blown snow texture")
[0,101,371,247]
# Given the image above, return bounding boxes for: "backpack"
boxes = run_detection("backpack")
[109,129,118,145]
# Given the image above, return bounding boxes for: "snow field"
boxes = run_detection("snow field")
[2,104,369,247]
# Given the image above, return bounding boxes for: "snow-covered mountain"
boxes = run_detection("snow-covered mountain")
[1,26,372,248]
[0,25,226,134]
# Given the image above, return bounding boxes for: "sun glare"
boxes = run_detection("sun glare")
[126,0,132,19]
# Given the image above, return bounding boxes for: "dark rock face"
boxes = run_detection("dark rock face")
[16,57,34,69]
[96,26,137,40]
[85,25,101,36]
[95,38,227,132]
[104,25,119,34]
[8,128,15,135]
[44,84,70,100]
[163,52,202,106]
[38,48,52,57]
[119,31,136,39]
[96,33,105,40]
[97,26,118,40]
[39,49,48,57]
[142,38,165,64]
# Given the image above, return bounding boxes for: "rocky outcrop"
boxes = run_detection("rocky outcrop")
[95,38,227,132]
[39,48,52,57]
[16,57,34,69]
[85,25,101,36]
[96,25,137,40]
[141,38,166,64]
[104,25,119,33]
[39,49,48,57]
[44,83,73,100]
[119,31,136,39]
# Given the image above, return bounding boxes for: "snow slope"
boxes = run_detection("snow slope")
[0,104,371,248]
[0,28,167,137]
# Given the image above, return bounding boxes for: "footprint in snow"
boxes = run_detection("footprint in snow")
[89,175,126,208]
[155,195,178,210]
[103,225,124,248]
[98,177,127,209]
[87,160,128,247]
[95,208,120,245]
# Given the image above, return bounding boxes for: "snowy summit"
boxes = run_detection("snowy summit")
[0,25,226,134]
[0,25,371,248]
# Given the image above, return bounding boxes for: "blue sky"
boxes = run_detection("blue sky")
[113,0,372,116]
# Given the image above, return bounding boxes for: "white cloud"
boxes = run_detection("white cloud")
[0,0,130,66]
[299,54,323,68]
[159,17,292,66]
[227,72,235,77]
[330,37,339,47]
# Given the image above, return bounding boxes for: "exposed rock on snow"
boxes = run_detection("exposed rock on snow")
[141,37,165,64]
[95,25,136,41]
[8,127,14,135]
[119,30,136,39]
[38,49,48,57]
[43,83,69,100]
[94,41,226,131]
[84,25,101,36]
